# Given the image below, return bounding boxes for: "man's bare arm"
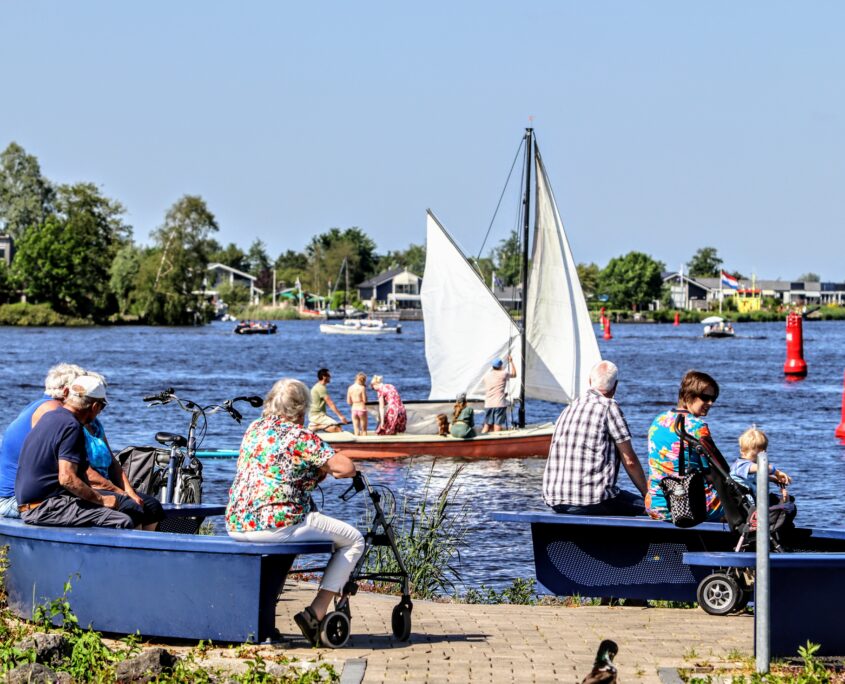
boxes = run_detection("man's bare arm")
[325,396,348,424]
[58,461,118,509]
[617,440,648,497]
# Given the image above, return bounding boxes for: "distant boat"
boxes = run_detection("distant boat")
[702,316,735,338]
[234,321,277,335]
[319,318,402,335]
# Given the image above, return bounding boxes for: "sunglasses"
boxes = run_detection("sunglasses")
[698,392,717,403]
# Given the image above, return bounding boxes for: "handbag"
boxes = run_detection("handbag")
[659,417,707,528]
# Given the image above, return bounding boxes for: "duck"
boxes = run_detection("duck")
[581,639,619,684]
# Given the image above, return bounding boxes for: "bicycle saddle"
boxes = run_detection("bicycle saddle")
[155,432,187,448]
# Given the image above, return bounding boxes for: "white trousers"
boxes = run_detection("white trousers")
[229,512,365,594]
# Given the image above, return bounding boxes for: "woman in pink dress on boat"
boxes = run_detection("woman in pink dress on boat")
[370,375,407,435]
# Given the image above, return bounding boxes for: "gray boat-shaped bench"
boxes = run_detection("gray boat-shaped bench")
[0,504,331,643]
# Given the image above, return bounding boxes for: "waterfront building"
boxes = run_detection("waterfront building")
[0,234,12,266]
[204,263,264,306]
[356,267,422,312]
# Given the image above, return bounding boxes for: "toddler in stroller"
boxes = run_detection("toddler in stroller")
[673,415,796,552]
[672,415,798,614]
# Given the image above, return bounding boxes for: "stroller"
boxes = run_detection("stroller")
[307,472,413,648]
[671,414,796,615]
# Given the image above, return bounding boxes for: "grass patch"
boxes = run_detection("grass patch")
[0,302,92,326]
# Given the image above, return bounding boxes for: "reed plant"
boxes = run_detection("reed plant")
[364,464,471,600]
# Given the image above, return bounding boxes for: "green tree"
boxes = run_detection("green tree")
[140,195,219,325]
[798,272,821,282]
[246,238,273,296]
[687,247,723,278]
[599,251,666,310]
[274,249,308,292]
[0,259,14,304]
[576,262,600,299]
[209,241,248,272]
[306,227,377,290]
[12,183,129,318]
[217,281,251,308]
[0,142,54,239]
[493,230,522,286]
[109,243,143,316]
[378,243,426,275]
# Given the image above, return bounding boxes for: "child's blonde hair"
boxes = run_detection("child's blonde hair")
[738,426,768,456]
[355,372,366,385]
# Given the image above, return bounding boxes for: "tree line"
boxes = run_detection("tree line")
[3,141,812,323]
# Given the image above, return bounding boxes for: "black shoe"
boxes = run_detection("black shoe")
[294,607,320,646]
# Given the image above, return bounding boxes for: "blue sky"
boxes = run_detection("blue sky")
[1,1,842,280]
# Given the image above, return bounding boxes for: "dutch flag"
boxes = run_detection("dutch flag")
[721,271,739,290]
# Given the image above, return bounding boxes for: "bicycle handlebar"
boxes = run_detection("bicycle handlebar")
[143,390,263,424]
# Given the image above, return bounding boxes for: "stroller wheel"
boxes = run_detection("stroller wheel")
[319,611,351,648]
[697,573,741,615]
[391,598,413,642]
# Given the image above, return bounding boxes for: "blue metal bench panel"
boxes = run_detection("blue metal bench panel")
[0,519,332,642]
[684,551,845,657]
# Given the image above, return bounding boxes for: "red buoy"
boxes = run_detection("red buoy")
[783,312,807,376]
[673,311,680,326]
[603,319,613,340]
[836,370,845,441]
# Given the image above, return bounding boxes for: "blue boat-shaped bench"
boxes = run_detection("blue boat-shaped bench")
[495,511,845,656]
[0,504,331,643]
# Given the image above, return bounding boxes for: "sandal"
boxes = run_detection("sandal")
[294,606,320,646]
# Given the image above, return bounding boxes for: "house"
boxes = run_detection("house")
[0,234,13,266]
[357,268,421,311]
[662,271,845,310]
[204,263,263,306]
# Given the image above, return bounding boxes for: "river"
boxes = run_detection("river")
[2,319,844,591]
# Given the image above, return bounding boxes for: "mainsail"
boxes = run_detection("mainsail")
[524,146,601,403]
[421,134,601,407]
[421,211,522,401]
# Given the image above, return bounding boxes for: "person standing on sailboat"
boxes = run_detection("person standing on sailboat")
[481,355,516,433]
[542,361,648,516]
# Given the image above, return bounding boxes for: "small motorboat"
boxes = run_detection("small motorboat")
[319,318,402,335]
[234,321,278,335]
[702,316,735,338]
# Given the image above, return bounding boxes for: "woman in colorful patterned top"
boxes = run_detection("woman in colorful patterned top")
[226,378,364,645]
[645,370,724,522]
[370,375,407,435]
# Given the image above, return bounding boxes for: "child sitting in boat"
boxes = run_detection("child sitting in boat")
[729,427,792,500]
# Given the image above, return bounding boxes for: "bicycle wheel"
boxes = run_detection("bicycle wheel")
[177,475,202,504]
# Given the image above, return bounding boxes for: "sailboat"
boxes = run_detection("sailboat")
[321,128,601,458]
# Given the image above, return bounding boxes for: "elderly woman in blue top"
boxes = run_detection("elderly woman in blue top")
[226,377,364,646]
[0,363,86,518]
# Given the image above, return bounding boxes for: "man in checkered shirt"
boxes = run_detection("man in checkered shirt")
[542,360,648,516]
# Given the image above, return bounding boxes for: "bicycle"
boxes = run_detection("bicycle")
[141,388,263,505]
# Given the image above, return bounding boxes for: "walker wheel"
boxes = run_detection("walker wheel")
[697,573,741,616]
[391,599,412,642]
[319,611,351,648]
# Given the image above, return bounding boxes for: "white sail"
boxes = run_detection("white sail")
[421,211,522,401]
[524,147,602,403]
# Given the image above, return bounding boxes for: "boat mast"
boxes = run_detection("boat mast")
[518,128,533,428]
[344,257,349,312]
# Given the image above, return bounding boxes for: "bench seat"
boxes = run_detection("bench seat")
[684,551,845,656]
[493,511,845,603]
[0,513,332,642]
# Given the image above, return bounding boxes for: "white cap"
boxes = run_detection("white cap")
[68,375,108,403]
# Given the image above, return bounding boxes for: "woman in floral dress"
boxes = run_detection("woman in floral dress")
[645,370,724,522]
[370,375,407,435]
[226,378,363,645]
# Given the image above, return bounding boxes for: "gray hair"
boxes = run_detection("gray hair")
[44,363,87,399]
[263,378,310,423]
[589,360,619,392]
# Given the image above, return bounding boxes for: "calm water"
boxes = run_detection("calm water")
[2,319,845,590]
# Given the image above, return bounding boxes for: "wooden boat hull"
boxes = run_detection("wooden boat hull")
[321,424,553,459]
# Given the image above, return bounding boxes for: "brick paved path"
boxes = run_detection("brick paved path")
[273,582,753,683]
